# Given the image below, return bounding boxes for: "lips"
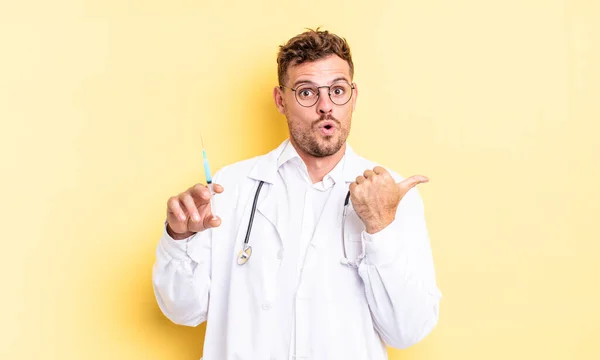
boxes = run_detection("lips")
[317,120,337,136]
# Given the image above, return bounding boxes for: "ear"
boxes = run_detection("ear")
[273,86,286,115]
[351,82,358,112]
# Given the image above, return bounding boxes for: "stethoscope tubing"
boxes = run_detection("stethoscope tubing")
[243,180,265,247]
[238,182,354,267]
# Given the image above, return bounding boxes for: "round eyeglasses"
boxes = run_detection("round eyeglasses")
[280,81,355,107]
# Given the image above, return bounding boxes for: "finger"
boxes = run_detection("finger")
[212,183,225,194]
[180,193,201,222]
[348,182,361,202]
[190,184,212,205]
[349,182,357,193]
[363,169,375,179]
[167,196,187,222]
[373,166,388,175]
[398,175,429,191]
[355,175,365,184]
[203,214,222,229]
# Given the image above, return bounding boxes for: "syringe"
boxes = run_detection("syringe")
[200,133,214,194]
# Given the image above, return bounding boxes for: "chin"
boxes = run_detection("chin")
[314,140,344,157]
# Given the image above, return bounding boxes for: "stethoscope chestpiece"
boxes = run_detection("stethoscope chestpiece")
[237,245,252,265]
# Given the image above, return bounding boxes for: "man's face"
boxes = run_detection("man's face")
[274,55,357,158]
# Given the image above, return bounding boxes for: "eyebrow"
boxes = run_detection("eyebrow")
[292,76,350,88]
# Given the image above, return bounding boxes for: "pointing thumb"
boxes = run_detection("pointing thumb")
[398,175,429,191]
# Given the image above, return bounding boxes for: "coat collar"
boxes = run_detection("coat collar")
[247,138,363,185]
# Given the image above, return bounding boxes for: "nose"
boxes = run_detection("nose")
[315,88,333,114]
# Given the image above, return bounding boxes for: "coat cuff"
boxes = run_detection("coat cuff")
[361,219,404,266]
[158,223,196,261]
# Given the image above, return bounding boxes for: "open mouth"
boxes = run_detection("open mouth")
[318,120,336,130]
[317,120,337,136]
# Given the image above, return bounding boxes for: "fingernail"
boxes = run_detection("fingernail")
[193,214,200,222]
[212,216,218,221]
[179,215,186,221]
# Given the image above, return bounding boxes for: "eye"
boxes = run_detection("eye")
[297,87,317,99]
[331,86,345,96]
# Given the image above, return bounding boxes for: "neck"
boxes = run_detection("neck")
[290,139,346,184]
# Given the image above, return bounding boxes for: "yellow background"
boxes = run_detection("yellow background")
[1,0,599,359]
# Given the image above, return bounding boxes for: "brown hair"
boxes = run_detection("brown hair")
[277,28,354,86]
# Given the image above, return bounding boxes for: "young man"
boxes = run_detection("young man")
[153,29,442,360]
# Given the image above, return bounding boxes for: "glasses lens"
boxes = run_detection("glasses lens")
[292,82,354,107]
[330,82,352,105]
[295,85,319,107]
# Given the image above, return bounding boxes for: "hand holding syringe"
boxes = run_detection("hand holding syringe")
[164,134,224,240]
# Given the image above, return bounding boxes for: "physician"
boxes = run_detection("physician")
[152,28,442,360]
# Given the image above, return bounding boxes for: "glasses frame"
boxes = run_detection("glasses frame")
[279,81,356,108]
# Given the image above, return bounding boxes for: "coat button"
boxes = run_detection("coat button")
[262,303,272,311]
[277,249,284,259]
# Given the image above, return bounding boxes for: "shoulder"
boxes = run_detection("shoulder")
[213,139,289,187]
[212,156,260,186]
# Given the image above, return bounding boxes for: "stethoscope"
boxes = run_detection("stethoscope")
[236,181,359,267]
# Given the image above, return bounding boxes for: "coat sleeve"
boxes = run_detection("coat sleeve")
[357,186,442,349]
[151,225,212,327]
[151,169,228,327]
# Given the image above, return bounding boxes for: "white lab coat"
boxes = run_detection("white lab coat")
[152,139,442,360]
